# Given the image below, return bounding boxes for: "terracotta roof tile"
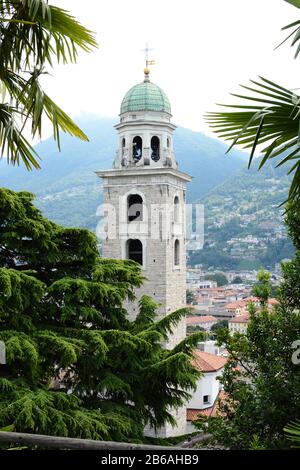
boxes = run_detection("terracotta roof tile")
[187,391,227,421]
[226,300,246,309]
[187,315,217,325]
[192,350,227,372]
[229,313,250,324]
[268,298,279,305]
[187,408,212,420]
[226,297,278,311]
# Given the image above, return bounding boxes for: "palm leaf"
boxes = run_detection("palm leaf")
[276,2,300,57]
[7,2,98,68]
[284,1,300,9]
[284,420,300,447]
[0,103,40,169]
[205,77,300,203]
[0,0,97,169]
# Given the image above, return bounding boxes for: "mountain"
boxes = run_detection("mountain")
[0,115,247,229]
[189,160,294,271]
[0,115,294,270]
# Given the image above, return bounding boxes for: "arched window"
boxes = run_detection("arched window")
[127,239,143,265]
[128,194,143,222]
[167,137,170,148]
[151,136,160,161]
[132,136,142,161]
[174,196,179,223]
[174,239,180,266]
[122,137,126,155]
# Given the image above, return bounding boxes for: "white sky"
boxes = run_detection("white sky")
[41,0,299,137]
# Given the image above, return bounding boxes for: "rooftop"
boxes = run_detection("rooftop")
[226,297,279,310]
[120,70,171,114]
[192,350,227,373]
[229,313,250,324]
[187,315,217,325]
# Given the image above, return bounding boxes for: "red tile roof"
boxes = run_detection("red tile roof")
[226,297,278,311]
[192,350,227,373]
[268,298,279,305]
[229,313,249,324]
[187,315,217,325]
[226,300,245,310]
[187,391,227,421]
[187,408,212,420]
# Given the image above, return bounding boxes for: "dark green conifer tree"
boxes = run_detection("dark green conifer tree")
[0,188,201,441]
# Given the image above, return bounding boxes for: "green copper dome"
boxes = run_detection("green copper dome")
[121,80,171,114]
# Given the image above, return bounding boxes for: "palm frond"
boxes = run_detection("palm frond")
[0,1,97,69]
[284,1,300,10]
[206,77,300,203]
[0,103,40,169]
[276,2,300,57]
[0,0,97,169]
[284,420,300,447]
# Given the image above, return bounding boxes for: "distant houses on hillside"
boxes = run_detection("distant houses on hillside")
[186,268,279,322]
[227,297,279,334]
[187,292,279,337]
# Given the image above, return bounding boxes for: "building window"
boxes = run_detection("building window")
[128,194,143,222]
[174,239,180,266]
[127,239,143,265]
[131,114,137,119]
[203,395,211,405]
[174,195,179,223]
[167,137,170,148]
[151,136,160,161]
[132,136,142,161]
[121,137,126,155]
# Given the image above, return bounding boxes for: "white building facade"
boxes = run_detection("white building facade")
[186,351,226,433]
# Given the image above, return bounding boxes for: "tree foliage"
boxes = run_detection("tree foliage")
[232,276,243,284]
[186,290,196,305]
[210,320,228,333]
[0,188,201,441]
[197,256,300,449]
[205,272,228,287]
[0,0,97,169]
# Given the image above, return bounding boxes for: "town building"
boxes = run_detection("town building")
[228,297,279,334]
[228,314,249,334]
[186,351,227,433]
[198,280,217,289]
[225,296,278,318]
[187,315,218,331]
[198,340,227,356]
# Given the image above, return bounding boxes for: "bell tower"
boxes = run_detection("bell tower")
[96,67,192,437]
[113,67,177,171]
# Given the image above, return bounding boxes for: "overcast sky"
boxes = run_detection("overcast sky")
[42,0,298,137]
